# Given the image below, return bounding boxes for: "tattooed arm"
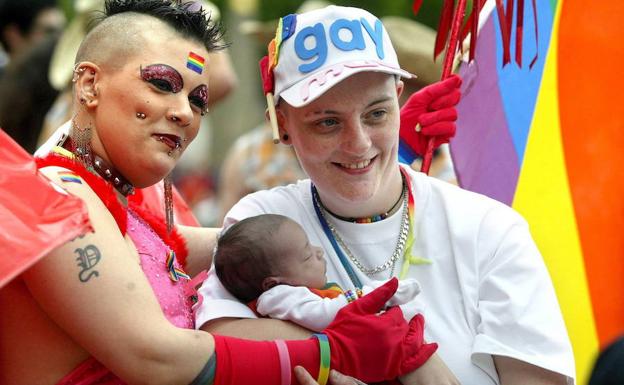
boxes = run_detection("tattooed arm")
[18,166,215,385]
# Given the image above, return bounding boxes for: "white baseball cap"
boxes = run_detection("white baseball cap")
[269,5,414,107]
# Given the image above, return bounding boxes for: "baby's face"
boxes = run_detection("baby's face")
[274,219,327,289]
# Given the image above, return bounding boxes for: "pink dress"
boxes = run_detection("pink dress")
[54,208,195,385]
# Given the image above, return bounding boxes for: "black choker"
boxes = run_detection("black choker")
[92,155,135,196]
[316,176,406,224]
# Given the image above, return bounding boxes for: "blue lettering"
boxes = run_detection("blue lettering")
[295,23,327,73]
[361,18,385,59]
[329,19,365,51]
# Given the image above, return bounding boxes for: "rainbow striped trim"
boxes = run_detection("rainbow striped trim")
[58,171,82,184]
[186,52,205,74]
[313,334,330,385]
[166,250,190,282]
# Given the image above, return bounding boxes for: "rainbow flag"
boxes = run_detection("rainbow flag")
[451,1,624,382]
[186,52,205,74]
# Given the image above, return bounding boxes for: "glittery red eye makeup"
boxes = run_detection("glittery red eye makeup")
[140,64,183,93]
[189,84,209,114]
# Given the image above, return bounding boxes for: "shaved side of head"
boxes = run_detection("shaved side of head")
[75,13,158,71]
[75,0,225,72]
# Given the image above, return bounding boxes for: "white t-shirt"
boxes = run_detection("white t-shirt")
[196,165,575,384]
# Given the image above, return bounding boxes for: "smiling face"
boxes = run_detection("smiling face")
[83,19,210,188]
[277,72,404,217]
[273,218,327,290]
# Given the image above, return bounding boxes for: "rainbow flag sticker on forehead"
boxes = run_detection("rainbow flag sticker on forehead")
[186,51,205,74]
[270,5,413,108]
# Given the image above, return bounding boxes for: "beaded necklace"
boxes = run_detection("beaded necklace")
[318,185,405,223]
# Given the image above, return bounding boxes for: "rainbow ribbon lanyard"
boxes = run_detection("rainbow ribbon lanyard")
[311,184,363,289]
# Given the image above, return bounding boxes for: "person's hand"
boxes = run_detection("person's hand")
[294,366,368,385]
[399,75,462,156]
[397,353,460,385]
[321,278,438,382]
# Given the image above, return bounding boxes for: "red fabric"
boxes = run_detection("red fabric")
[434,0,455,60]
[321,278,437,382]
[0,131,91,288]
[399,75,462,156]
[412,0,423,15]
[259,55,274,95]
[213,334,319,385]
[36,153,128,235]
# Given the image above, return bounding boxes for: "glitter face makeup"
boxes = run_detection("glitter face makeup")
[189,84,209,115]
[140,64,183,93]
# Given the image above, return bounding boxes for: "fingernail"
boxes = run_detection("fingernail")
[415,123,422,132]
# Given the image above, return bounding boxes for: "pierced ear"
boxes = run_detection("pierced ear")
[74,61,101,108]
[275,108,291,145]
[262,276,281,291]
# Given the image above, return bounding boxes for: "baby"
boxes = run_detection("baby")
[214,213,424,331]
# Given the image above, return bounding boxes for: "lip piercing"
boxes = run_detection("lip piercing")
[136,112,146,119]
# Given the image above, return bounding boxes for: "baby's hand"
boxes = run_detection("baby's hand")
[387,278,421,307]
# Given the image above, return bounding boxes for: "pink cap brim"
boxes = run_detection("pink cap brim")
[278,60,414,107]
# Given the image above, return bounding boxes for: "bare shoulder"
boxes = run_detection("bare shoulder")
[38,165,125,232]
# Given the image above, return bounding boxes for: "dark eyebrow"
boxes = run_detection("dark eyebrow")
[367,96,393,108]
[305,96,394,117]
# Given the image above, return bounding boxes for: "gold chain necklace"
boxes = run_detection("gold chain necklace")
[313,181,410,278]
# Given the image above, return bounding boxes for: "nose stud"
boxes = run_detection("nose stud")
[171,114,179,122]
[136,112,146,119]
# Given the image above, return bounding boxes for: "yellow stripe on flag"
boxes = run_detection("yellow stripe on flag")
[512,2,598,382]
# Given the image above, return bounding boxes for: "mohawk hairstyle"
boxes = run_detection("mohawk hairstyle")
[102,0,227,52]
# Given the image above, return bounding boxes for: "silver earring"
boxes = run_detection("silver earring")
[136,112,146,119]
[71,117,93,168]
[72,65,86,83]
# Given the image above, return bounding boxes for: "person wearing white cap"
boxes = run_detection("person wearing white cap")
[197,5,575,385]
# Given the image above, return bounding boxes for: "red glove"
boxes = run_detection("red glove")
[323,278,438,382]
[399,74,462,157]
[210,279,436,385]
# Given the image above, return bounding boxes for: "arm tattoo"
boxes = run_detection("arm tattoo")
[75,244,102,282]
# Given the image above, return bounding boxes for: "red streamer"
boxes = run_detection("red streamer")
[413,0,538,174]
[434,0,455,60]
[516,0,525,66]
